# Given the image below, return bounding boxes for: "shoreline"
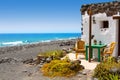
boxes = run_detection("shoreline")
[0,38,77,47]
[0,33,79,47]
[0,39,76,58]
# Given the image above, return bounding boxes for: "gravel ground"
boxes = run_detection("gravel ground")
[0,39,94,80]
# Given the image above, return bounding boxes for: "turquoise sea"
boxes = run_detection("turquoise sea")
[0,33,81,47]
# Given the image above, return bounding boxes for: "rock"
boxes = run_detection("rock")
[117,59,120,63]
[37,55,44,60]
[41,58,46,62]
[59,43,64,46]
[87,71,94,80]
[59,41,75,46]
[40,60,44,63]
[39,62,44,65]
[48,56,53,60]
[94,78,98,80]
[46,57,52,63]
[110,67,119,73]
[87,77,94,80]
[80,65,85,69]
[77,74,83,77]
[70,65,76,70]
[10,60,17,64]
[37,64,43,68]
[32,58,38,64]
[22,59,33,64]
[76,60,81,64]
[81,69,91,75]
[82,72,87,75]
[37,55,45,64]
[22,70,28,73]
[0,57,18,64]
[28,73,32,76]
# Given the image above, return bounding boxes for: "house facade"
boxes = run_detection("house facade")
[81,1,120,57]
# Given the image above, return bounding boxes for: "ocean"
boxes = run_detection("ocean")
[0,33,81,47]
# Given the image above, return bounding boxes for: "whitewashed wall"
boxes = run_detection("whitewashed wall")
[81,12,119,57]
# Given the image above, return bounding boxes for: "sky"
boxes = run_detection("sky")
[0,0,113,33]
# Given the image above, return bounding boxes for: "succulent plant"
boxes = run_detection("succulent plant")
[41,60,83,77]
[94,56,120,80]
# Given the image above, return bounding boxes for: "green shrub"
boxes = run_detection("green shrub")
[98,74,119,80]
[104,56,117,64]
[93,63,110,78]
[94,56,120,80]
[38,50,64,60]
[41,60,83,77]
[108,74,119,80]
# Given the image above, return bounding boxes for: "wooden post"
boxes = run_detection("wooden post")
[88,9,92,62]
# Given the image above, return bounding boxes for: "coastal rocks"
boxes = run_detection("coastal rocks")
[37,56,52,64]
[21,55,53,68]
[37,55,46,64]
[22,59,34,64]
[0,46,23,55]
[0,57,19,64]
[46,57,52,63]
[37,64,43,68]
[36,57,53,68]
[0,57,39,65]
[0,39,76,55]
[59,40,75,46]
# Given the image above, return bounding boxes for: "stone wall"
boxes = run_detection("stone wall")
[81,1,120,16]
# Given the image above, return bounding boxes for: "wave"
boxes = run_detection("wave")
[41,40,51,42]
[0,37,78,47]
[1,41,24,46]
[40,37,78,43]
[55,37,77,41]
[68,37,78,39]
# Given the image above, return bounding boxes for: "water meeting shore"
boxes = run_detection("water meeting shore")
[0,39,76,60]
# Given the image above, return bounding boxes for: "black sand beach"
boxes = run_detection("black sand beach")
[0,39,86,80]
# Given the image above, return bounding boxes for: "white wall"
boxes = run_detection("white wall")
[81,12,118,57]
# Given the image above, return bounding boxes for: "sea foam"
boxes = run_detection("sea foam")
[1,41,23,46]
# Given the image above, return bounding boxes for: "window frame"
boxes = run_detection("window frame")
[101,21,109,29]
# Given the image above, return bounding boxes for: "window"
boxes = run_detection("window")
[102,21,109,28]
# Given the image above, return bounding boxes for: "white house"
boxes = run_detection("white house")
[80,1,120,57]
